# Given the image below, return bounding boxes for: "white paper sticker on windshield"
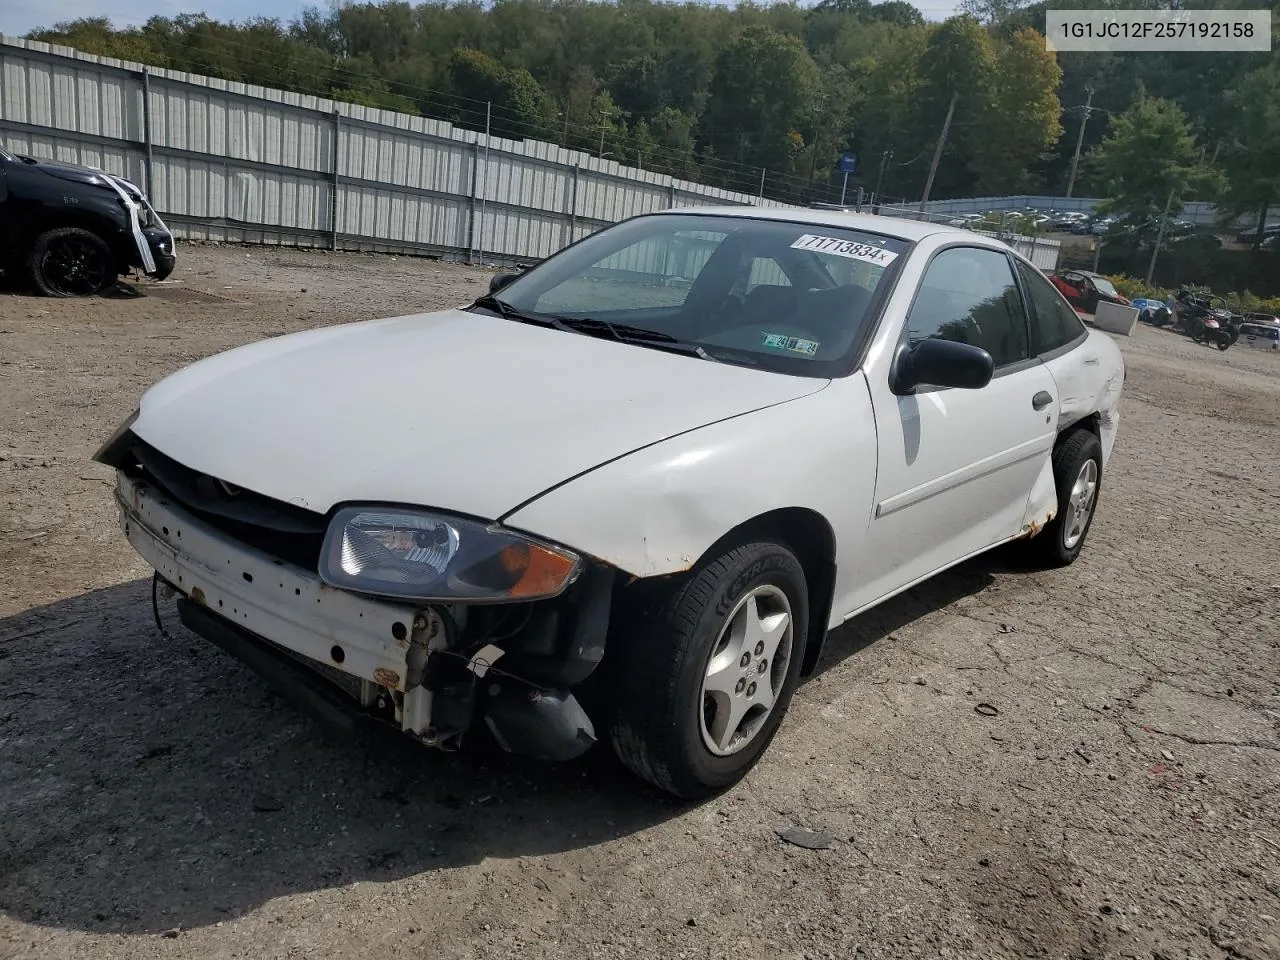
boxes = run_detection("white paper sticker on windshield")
[790,234,898,266]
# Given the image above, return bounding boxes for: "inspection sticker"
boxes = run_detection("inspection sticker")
[790,234,898,266]
[762,333,820,355]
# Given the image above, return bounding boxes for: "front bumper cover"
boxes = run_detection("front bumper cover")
[114,471,435,733]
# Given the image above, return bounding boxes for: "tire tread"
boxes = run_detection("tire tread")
[608,543,804,798]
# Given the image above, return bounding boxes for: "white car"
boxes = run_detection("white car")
[96,208,1125,798]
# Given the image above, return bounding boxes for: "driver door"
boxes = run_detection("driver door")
[851,245,1059,612]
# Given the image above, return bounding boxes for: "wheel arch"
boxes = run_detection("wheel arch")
[19,210,132,274]
[1059,412,1100,446]
[691,506,838,677]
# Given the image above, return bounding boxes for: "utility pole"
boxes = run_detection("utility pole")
[1145,188,1176,285]
[598,111,608,159]
[562,109,570,148]
[873,148,891,212]
[1065,86,1095,199]
[807,127,821,196]
[918,92,957,216]
[757,167,767,204]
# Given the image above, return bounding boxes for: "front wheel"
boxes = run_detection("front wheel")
[608,541,808,799]
[1216,333,1232,351]
[26,226,115,297]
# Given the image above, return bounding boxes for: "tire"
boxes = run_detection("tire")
[1216,333,1231,351]
[608,541,809,799]
[1022,428,1103,568]
[25,226,114,297]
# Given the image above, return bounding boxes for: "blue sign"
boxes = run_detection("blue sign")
[838,152,857,174]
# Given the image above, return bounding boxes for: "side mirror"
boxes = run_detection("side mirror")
[890,338,994,394]
[489,272,519,294]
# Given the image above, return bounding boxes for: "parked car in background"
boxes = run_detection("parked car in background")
[0,147,175,296]
[1234,224,1280,245]
[1239,318,1280,351]
[95,207,1125,799]
[1049,270,1132,313]
[1132,297,1171,325]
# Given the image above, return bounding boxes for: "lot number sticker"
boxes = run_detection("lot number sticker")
[790,234,898,266]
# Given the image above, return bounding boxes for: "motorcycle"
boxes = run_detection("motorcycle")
[1172,292,1240,351]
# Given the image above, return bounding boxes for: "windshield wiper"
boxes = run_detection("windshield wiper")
[558,317,677,342]
[472,300,724,362]
[557,317,724,362]
[471,295,572,332]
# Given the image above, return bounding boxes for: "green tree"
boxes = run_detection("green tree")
[447,47,554,140]
[970,27,1063,193]
[699,26,820,179]
[1088,93,1222,245]
[29,17,166,65]
[1216,63,1280,249]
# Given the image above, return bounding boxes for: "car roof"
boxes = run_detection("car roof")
[664,205,985,244]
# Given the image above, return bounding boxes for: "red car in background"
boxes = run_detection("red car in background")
[1048,270,1132,314]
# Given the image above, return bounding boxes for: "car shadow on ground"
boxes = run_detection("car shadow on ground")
[0,557,1007,935]
[0,275,142,298]
[811,549,1012,677]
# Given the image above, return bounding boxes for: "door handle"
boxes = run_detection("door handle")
[1032,391,1054,410]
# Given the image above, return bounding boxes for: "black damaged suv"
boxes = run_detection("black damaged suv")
[0,147,175,296]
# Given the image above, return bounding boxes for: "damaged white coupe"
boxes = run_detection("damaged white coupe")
[96,208,1124,798]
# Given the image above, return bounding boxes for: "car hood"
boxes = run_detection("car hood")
[15,155,147,200]
[130,309,828,520]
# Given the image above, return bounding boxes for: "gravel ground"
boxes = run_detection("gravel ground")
[1,244,1278,960]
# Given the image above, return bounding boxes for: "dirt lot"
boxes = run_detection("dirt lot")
[2,245,1278,960]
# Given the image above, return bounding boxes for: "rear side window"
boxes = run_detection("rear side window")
[1016,260,1087,355]
[905,247,1029,368]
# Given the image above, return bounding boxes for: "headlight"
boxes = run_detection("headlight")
[318,506,580,602]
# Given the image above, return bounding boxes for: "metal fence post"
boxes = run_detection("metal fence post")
[468,141,480,264]
[569,164,580,243]
[330,109,341,251]
[476,101,491,265]
[140,68,155,195]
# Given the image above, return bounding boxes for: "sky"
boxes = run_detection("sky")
[0,0,959,38]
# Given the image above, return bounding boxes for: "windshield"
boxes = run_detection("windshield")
[478,213,910,376]
[0,146,13,162]
[1090,275,1119,297]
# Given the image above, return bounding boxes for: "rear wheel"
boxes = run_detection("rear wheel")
[608,541,808,799]
[1022,429,1103,568]
[26,226,114,297]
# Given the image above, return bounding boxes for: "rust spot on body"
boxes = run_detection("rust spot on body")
[189,586,206,605]
[373,667,401,689]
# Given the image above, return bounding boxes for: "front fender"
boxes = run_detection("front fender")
[503,375,878,629]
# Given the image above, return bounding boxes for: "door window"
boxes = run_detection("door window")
[904,247,1029,368]
[1014,260,1087,354]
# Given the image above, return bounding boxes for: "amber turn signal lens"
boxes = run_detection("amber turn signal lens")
[504,542,577,599]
